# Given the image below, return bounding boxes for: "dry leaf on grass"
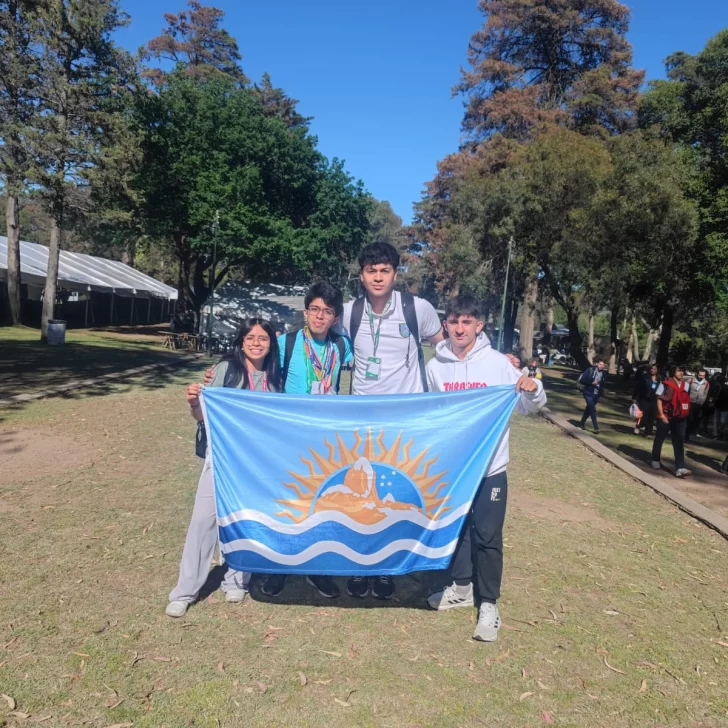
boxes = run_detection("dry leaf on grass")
[334,698,351,707]
[9,712,30,720]
[543,712,553,724]
[603,656,626,675]
[31,715,53,723]
[255,681,267,693]
[602,610,620,616]
[298,672,307,686]
[519,692,534,701]
[717,641,728,649]
[348,645,359,659]
[537,680,550,691]
[2,694,16,709]
[319,650,342,657]
[217,662,224,673]
[639,680,647,693]
[104,723,133,728]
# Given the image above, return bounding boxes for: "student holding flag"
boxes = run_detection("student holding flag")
[166,319,282,618]
[425,295,546,641]
[341,242,444,600]
[258,281,353,599]
[203,282,353,600]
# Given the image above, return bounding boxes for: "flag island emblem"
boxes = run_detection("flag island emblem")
[201,387,519,576]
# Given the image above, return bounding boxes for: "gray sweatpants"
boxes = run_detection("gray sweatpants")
[169,457,251,603]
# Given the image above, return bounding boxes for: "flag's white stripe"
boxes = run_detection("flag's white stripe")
[219,537,459,565]
[217,502,470,533]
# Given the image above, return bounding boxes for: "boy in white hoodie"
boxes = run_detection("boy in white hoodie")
[426,295,547,642]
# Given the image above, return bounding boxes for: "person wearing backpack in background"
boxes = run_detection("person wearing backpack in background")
[685,367,710,443]
[652,365,692,478]
[341,241,444,600]
[577,358,606,434]
[632,364,660,437]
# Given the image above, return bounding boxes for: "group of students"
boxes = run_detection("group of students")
[165,241,547,643]
[577,357,719,478]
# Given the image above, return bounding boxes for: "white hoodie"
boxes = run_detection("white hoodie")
[426,333,547,476]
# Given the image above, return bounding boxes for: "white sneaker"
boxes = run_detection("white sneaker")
[427,583,474,611]
[651,461,661,470]
[473,602,501,642]
[633,427,640,435]
[225,589,247,603]
[675,468,692,478]
[165,600,189,618]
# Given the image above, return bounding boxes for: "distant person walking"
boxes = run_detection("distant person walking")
[632,364,660,436]
[652,365,692,478]
[713,375,728,440]
[685,367,710,443]
[578,358,606,434]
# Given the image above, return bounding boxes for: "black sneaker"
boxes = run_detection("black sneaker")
[306,575,340,599]
[260,574,287,597]
[372,575,395,600]
[347,576,370,598]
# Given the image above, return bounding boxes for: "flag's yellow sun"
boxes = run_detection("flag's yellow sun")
[277,429,450,525]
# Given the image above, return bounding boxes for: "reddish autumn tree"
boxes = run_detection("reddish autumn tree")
[456,0,644,142]
[253,72,311,130]
[144,1,247,85]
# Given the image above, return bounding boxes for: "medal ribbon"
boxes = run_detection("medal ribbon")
[302,326,336,393]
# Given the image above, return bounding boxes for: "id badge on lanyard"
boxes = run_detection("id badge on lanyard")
[310,380,325,395]
[366,356,381,380]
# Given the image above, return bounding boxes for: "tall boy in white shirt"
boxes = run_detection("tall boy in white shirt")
[341,242,444,599]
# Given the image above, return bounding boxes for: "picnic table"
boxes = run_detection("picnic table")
[161,332,202,352]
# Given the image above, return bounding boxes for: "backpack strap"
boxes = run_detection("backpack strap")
[401,291,428,392]
[329,331,349,393]
[281,329,300,391]
[348,297,366,394]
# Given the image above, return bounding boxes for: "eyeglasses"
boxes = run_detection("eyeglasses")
[307,305,336,319]
[243,335,270,344]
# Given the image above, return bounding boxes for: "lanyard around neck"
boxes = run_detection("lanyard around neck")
[365,295,392,358]
[302,326,335,387]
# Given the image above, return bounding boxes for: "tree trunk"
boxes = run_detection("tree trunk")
[566,308,589,369]
[631,315,639,361]
[5,191,22,326]
[41,199,63,342]
[543,298,554,348]
[656,303,674,369]
[121,238,136,267]
[587,312,596,364]
[608,306,619,375]
[518,269,538,362]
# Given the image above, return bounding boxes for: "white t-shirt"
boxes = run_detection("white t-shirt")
[342,291,442,395]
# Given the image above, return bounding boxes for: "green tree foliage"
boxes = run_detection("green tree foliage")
[640,29,728,313]
[144,0,247,86]
[0,0,43,324]
[132,71,370,318]
[254,72,311,130]
[30,0,134,340]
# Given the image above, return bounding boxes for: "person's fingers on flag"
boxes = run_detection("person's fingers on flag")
[186,383,202,407]
[203,367,215,385]
[515,375,538,393]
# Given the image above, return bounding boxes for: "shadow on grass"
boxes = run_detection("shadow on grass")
[0,356,205,425]
[189,567,450,612]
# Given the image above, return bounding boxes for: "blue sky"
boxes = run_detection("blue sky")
[117,0,728,223]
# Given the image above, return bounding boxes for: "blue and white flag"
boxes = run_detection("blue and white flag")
[201,387,519,576]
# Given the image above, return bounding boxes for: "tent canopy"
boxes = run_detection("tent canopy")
[0,237,177,300]
[200,281,306,335]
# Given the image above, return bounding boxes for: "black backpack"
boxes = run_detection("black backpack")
[348,291,428,393]
[281,328,349,394]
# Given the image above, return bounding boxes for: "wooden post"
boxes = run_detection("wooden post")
[147,297,152,324]
[110,291,114,325]
[84,294,89,328]
[130,296,135,325]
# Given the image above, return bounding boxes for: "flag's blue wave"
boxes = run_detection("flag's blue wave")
[201,386,518,576]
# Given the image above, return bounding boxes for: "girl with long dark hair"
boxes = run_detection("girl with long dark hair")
[166,318,281,617]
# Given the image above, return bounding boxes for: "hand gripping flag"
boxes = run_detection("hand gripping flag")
[201,387,519,576]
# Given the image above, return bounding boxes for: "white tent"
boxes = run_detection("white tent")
[0,237,177,300]
[200,281,306,335]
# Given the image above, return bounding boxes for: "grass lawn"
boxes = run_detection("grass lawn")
[0,326,199,398]
[1,365,727,727]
